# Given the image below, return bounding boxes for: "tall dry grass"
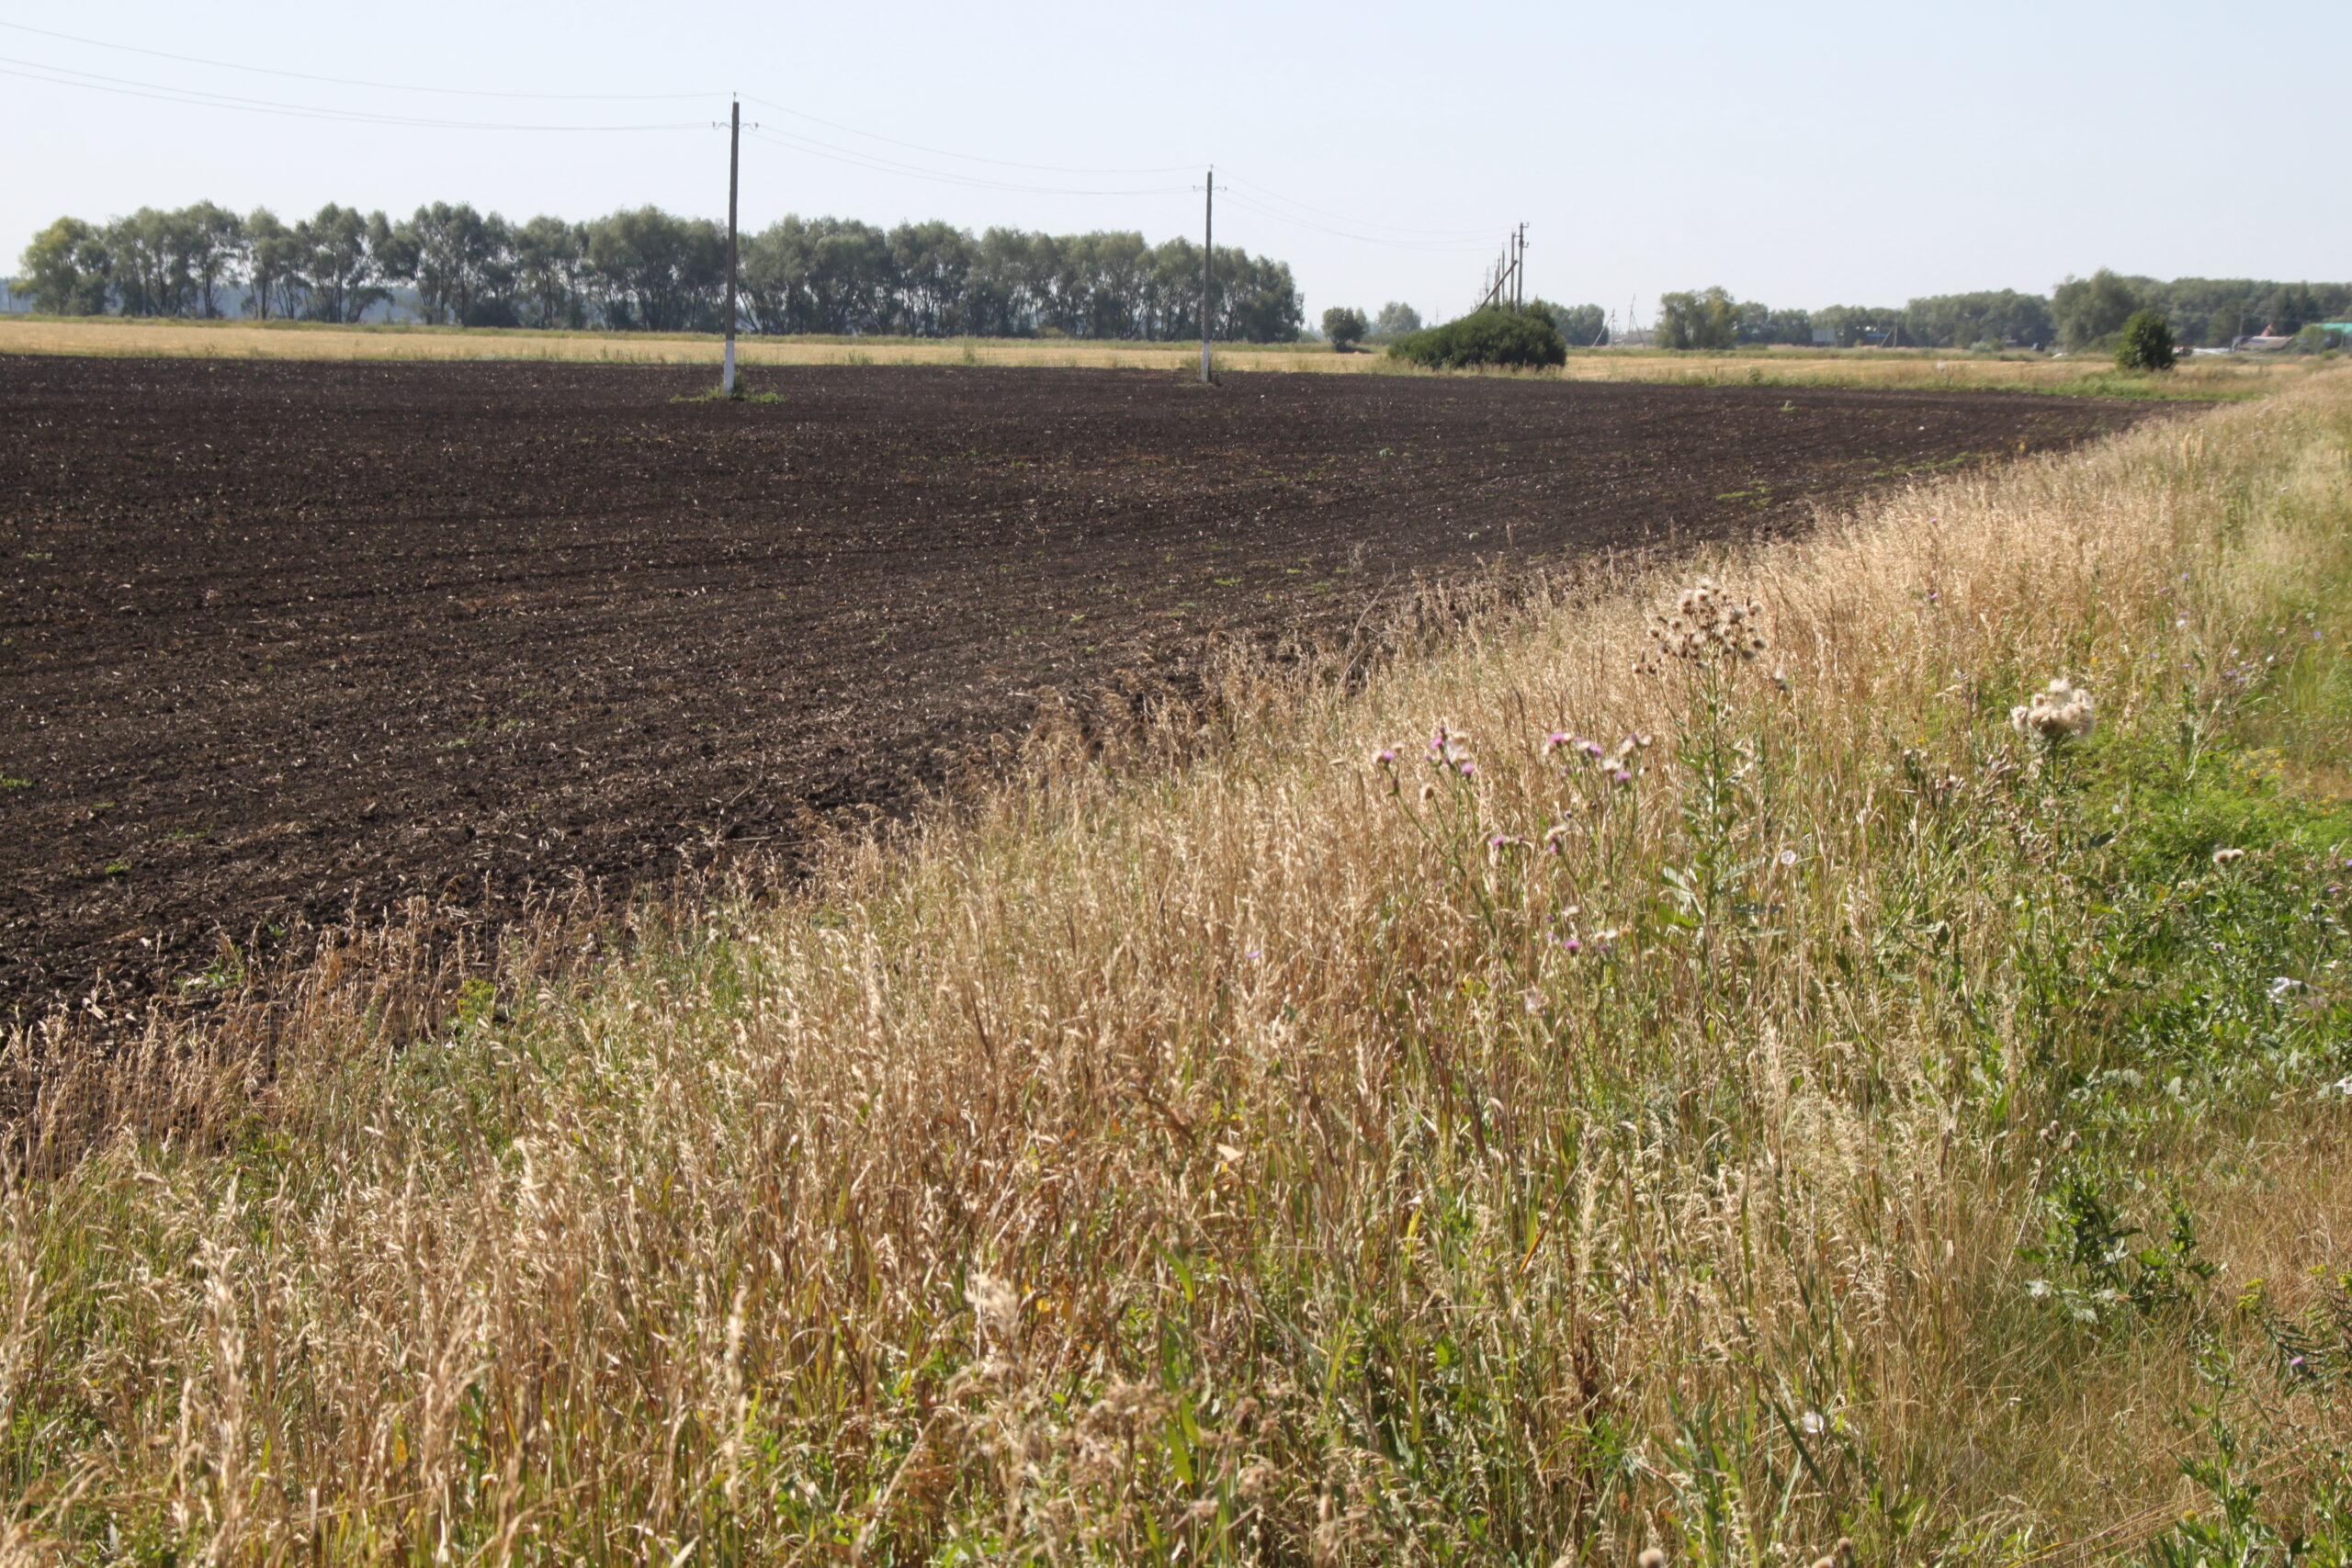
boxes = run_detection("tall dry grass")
[6,374,2352,1564]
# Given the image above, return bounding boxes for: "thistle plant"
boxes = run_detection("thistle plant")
[1634,577,1770,673]
[1636,579,1781,963]
[2012,678,2098,746]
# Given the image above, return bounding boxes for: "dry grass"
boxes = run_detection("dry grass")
[6,372,2352,1564]
[1548,350,2304,399]
[0,317,1359,374]
[0,314,2312,399]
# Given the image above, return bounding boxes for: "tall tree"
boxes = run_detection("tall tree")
[400,202,517,327]
[296,205,392,323]
[513,216,591,330]
[1321,306,1367,350]
[18,217,112,314]
[1809,304,1906,347]
[243,209,304,321]
[2051,269,2145,351]
[1902,289,2052,349]
[887,220,973,336]
[1656,287,1739,350]
[1532,299,1607,345]
[107,209,198,318]
[183,203,247,319]
[587,208,725,332]
[20,201,1309,341]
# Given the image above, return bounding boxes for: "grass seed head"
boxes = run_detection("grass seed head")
[1640,580,1770,670]
[2010,678,2097,744]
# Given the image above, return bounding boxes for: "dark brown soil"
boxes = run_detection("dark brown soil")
[0,356,2163,1013]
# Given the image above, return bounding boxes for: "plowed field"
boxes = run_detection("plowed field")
[0,356,2162,1011]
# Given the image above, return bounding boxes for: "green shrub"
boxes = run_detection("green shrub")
[1320,305,1368,352]
[2116,308,2177,371]
[1386,306,1566,369]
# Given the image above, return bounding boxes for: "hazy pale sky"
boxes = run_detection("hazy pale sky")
[4,0,2345,326]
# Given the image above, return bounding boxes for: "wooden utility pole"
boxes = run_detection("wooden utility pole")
[1200,168,1214,384]
[1514,223,1526,311]
[723,96,741,395]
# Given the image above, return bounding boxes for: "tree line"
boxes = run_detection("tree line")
[2046,270,2351,351]
[1654,275,2352,352]
[14,201,1306,341]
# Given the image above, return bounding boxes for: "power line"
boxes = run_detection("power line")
[1218,174,1494,240]
[1214,192,1492,254]
[2,28,1506,246]
[0,57,710,130]
[735,119,1491,243]
[740,95,1194,178]
[0,18,707,99]
[742,126,1190,197]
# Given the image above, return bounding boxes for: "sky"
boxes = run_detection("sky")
[3,0,2346,328]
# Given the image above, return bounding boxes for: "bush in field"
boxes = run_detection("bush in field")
[1388,306,1566,369]
[2116,308,2177,371]
[1321,305,1368,352]
[1657,286,1740,350]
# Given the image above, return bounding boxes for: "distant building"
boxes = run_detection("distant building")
[1811,327,1837,345]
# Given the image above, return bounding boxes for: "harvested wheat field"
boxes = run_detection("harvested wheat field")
[0,314,2307,400]
[6,365,2352,1565]
[0,355,2157,1014]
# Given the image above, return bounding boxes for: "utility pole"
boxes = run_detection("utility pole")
[723,96,741,395]
[1514,222,1526,311]
[1200,168,1214,384]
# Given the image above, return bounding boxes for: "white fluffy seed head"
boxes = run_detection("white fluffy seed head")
[2011,678,2096,744]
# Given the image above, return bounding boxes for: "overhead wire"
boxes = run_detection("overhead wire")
[742,126,1190,198]
[0,56,709,130]
[1218,173,1495,240]
[741,95,1194,178]
[4,26,1504,251]
[0,18,708,99]
[1214,191,1496,254]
